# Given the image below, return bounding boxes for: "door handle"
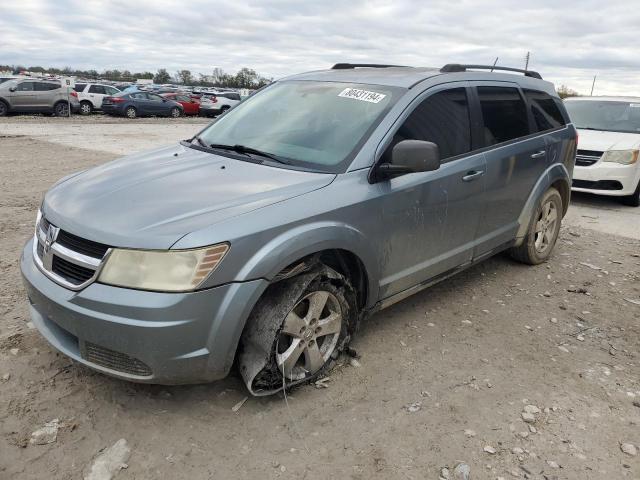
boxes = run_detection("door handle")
[531,150,546,159]
[462,170,485,182]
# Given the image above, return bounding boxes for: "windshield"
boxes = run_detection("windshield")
[565,100,640,134]
[197,80,403,172]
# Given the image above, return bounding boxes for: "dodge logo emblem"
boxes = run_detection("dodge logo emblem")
[42,225,59,270]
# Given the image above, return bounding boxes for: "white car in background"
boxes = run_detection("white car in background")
[565,97,640,206]
[74,83,121,114]
[199,91,242,117]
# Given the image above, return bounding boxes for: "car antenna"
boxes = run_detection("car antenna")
[490,57,499,72]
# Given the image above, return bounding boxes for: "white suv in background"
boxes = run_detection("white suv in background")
[565,96,640,206]
[74,83,121,114]
[199,91,242,117]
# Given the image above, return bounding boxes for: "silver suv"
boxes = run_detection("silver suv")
[0,78,80,116]
[21,63,576,395]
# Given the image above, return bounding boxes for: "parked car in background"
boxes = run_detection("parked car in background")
[101,91,183,118]
[160,93,200,115]
[0,78,80,116]
[564,96,640,206]
[199,92,241,117]
[21,63,575,395]
[73,83,121,114]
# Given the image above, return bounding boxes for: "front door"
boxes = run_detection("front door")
[373,84,487,299]
[10,81,37,109]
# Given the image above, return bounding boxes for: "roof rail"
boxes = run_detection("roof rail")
[331,63,406,70]
[440,64,542,79]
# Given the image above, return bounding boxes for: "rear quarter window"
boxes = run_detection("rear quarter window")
[524,89,566,131]
[477,86,530,145]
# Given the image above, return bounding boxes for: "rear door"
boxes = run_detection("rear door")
[146,93,167,114]
[34,82,61,109]
[470,83,548,256]
[88,84,107,108]
[374,83,487,298]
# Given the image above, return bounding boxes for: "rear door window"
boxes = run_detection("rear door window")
[392,87,472,161]
[73,83,87,92]
[523,89,567,131]
[477,86,530,145]
[35,82,59,91]
[16,82,35,91]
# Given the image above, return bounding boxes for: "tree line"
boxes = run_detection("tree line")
[0,65,272,89]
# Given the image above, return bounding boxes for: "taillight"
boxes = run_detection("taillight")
[111,97,125,103]
[211,96,218,103]
[70,91,78,98]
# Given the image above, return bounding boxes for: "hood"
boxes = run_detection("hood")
[43,143,335,249]
[577,128,640,152]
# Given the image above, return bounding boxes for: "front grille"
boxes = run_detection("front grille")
[56,230,109,259]
[52,256,95,284]
[576,149,603,167]
[573,179,623,190]
[83,342,152,377]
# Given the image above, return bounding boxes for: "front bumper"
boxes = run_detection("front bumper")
[572,162,640,196]
[20,238,268,384]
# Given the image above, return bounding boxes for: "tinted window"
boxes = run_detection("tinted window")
[524,89,566,131]
[35,82,59,91]
[477,86,530,145]
[221,92,241,101]
[89,85,106,94]
[147,93,163,102]
[392,88,472,160]
[16,82,35,91]
[74,83,87,92]
[131,92,146,99]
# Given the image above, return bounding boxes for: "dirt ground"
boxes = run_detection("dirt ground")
[1,117,640,480]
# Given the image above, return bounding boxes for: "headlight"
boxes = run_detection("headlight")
[601,149,639,165]
[98,243,229,292]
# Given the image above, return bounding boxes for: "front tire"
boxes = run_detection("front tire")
[54,102,70,117]
[79,101,93,115]
[510,187,563,265]
[620,181,640,207]
[0,100,8,117]
[125,106,137,119]
[239,265,356,395]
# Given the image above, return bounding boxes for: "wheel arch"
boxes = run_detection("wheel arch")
[514,163,571,246]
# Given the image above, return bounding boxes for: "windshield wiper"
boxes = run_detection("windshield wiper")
[192,135,208,147]
[208,143,289,164]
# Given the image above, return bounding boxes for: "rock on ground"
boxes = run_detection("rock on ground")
[84,439,131,480]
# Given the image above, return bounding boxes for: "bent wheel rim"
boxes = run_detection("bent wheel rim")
[276,291,342,382]
[534,200,558,253]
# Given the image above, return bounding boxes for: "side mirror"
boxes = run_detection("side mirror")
[378,140,440,178]
[9,87,16,92]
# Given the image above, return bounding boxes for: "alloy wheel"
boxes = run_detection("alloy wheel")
[276,290,342,381]
[534,200,558,253]
[80,103,92,115]
[126,107,136,119]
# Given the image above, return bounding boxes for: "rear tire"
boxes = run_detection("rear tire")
[54,102,69,117]
[170,107,181,118]
[79,101,92,115]
[0,100,7,116]
[620,181,640,207]
[510,187,563,265]
[125,106,137,119]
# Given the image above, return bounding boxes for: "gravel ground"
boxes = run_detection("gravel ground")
[1,119,640,479]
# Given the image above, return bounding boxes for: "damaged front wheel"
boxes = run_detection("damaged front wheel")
[238,265,356,396]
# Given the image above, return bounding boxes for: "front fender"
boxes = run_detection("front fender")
[514,163,571,245]
[235,221,380,308]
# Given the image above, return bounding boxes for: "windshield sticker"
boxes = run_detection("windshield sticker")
[338,88,386,104]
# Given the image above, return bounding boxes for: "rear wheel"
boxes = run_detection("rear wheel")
[510,187,563,265]
[620,181,640,207]
[79,101,92,115]
[170,107,181,118]
[0,100,7,116]
[125,106,137,119]
[54,102,69,117]
[239,265,356,395]
[220,105,230,114]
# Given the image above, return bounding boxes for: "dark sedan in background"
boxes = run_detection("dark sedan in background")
[102,91,184,119]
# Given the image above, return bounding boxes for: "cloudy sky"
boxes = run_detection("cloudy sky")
[1,0,639,95]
